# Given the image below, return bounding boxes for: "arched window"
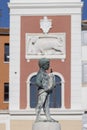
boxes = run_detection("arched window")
[26,72,65,109]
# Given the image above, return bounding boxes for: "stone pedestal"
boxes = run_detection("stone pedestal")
[32,122,61,130]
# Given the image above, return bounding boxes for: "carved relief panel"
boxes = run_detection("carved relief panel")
[25,33,66,60]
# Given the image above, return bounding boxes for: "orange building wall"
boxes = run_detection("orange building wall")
[0,30,9,110]
[20,16,71,109]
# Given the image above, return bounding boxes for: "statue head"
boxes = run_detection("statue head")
[38,58,50,70]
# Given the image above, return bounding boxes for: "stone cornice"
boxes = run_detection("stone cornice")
[8,2,83,9]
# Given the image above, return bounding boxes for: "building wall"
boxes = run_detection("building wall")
[71,14,82,109]
[8,0,83,130]
[81,23,87,109]
[0,113,83,130]
[10,120,82,130]
[0,29,9,110]
[9,1,83,111]
[0,124,6,130]
[0,0,85,129]
[0,116,83,130]
[0,113,10,130]
[20,15,71,109]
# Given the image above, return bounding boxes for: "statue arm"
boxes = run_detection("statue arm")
[36,74,44,89]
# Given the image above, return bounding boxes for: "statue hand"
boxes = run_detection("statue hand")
[45,88,52,93]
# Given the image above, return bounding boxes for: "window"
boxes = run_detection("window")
[30,74,62,108]
[82,31,87,45]
[4,43,9,62]
[4,83,9,102]
[82,63,87,83]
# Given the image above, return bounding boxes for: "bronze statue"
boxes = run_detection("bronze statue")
[35,58,57,122]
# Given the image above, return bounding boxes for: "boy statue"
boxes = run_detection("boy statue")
[35,58,57,122]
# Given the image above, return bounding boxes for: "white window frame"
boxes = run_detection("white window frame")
[26,72,65,113]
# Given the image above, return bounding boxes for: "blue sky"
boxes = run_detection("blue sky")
[82,0,87,20]
[0,0,87,28]
[0,0,9,27]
